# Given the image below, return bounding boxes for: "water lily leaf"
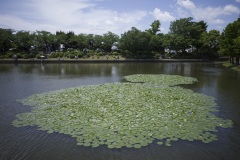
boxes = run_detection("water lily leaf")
[12,74,233,149]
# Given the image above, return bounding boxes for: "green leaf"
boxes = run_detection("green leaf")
[12,74,233,149]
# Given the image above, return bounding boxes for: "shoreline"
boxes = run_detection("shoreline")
[0,58,216,64]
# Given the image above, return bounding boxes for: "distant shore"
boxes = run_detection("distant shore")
[0,58,212,64]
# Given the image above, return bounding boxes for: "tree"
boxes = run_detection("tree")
[33,31,54,53]
[167,17,208,57]
[65,31,76,49]
[190,20,208,53]
[56,31,67,45]
[200,30,220,58]
[149,34,164,53]
[14,30,33,52]
[102,32,119,52]
[77,34,89,50]
[0,28,14,53]
[168,17,194,53]
[233,36,240,65]
[220,18,240,64]
[146,20,161,35]
[120,27,152,58]
[93,34,104,49]
[146,20,164,54]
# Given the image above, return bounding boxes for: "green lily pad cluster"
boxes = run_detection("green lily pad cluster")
[12,74,233,148]
[124,74,198,86]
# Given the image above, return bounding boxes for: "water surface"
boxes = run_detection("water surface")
[0,62,239,160]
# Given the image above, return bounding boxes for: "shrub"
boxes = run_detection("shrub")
[22,54,29,59]
[5,52,14,58]
[16,53,23,59]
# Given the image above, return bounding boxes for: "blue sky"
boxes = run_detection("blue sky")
[0,0,239,35]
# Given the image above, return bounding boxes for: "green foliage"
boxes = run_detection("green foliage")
[150,35,164,53]
[22,53,29,59]
[220,18,240,57]
[233,36,240,54]
[0,18,239,60]
[168,17,207,53]
[200,30,220,58]
[219,18,240,64]
[4,52,14,58]
[102,32,119,52]
[146,20,161,35]
[16,53,23,58]
[111,52,120,56]
[0,28,14,53]
[124,74,198,85]
[222,62,240,72]
[120,27,152,58]
[13,74,232,149]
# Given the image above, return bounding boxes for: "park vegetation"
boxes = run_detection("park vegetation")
[0,17,239,64]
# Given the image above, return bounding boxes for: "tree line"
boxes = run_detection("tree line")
[0,17,239,63]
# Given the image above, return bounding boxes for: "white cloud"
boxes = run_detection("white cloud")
[177,0,196,10]
[0,15,58,32]
[211,19,225,24]
[236,0,240,2]
[0,0,148,35]
[223,5,239,14]
[151,8,175,22]
[176,0,239,25]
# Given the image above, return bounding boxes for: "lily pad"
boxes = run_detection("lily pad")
[12,74,233,149]
[124,74,198,86]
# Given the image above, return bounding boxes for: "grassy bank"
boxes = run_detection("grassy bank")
[222,62,240,72]
[0,55,207,63]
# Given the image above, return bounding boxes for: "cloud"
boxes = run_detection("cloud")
[223,5,239,14]
[0,0,148,35]
[0,14,58,32]
[177,0,196,10]
[151,8,175,22]
[236,0,240,2]
[176,0,239,24]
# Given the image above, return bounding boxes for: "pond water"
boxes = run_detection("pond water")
[0,62,239,160]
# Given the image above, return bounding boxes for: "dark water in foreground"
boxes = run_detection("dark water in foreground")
[0,62,239,160]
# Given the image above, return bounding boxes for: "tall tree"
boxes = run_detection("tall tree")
[168,17,194,52]
[0,28,14,53]
[34,31,54,53]
[102,32,119,52]
[220,18,240,64]
[168,17,207,54]
[120,27,152,58]
[149,34,164,53]
[146,20,161,35]
[190,20,208,53]
[14,30,33,52]
[200,30,220,58]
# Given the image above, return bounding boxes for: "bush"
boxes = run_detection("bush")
[69,54,75,59]
[123,50,133,58]
[5,52,14,58]
[49,52,59,58]
[77,52,84,58]
[22,54,29,59]
[112,52,120,56]
[97,52,103,56]
[36,54,46,59]
[16,53,23,59]
[63,50,84,59]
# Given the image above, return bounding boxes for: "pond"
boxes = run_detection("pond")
[0,62,239,160]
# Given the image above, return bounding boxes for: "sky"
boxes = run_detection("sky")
[0,0,239,35]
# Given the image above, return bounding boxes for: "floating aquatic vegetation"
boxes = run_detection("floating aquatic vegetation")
[124,74,198,86]
[12,74,233,149]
